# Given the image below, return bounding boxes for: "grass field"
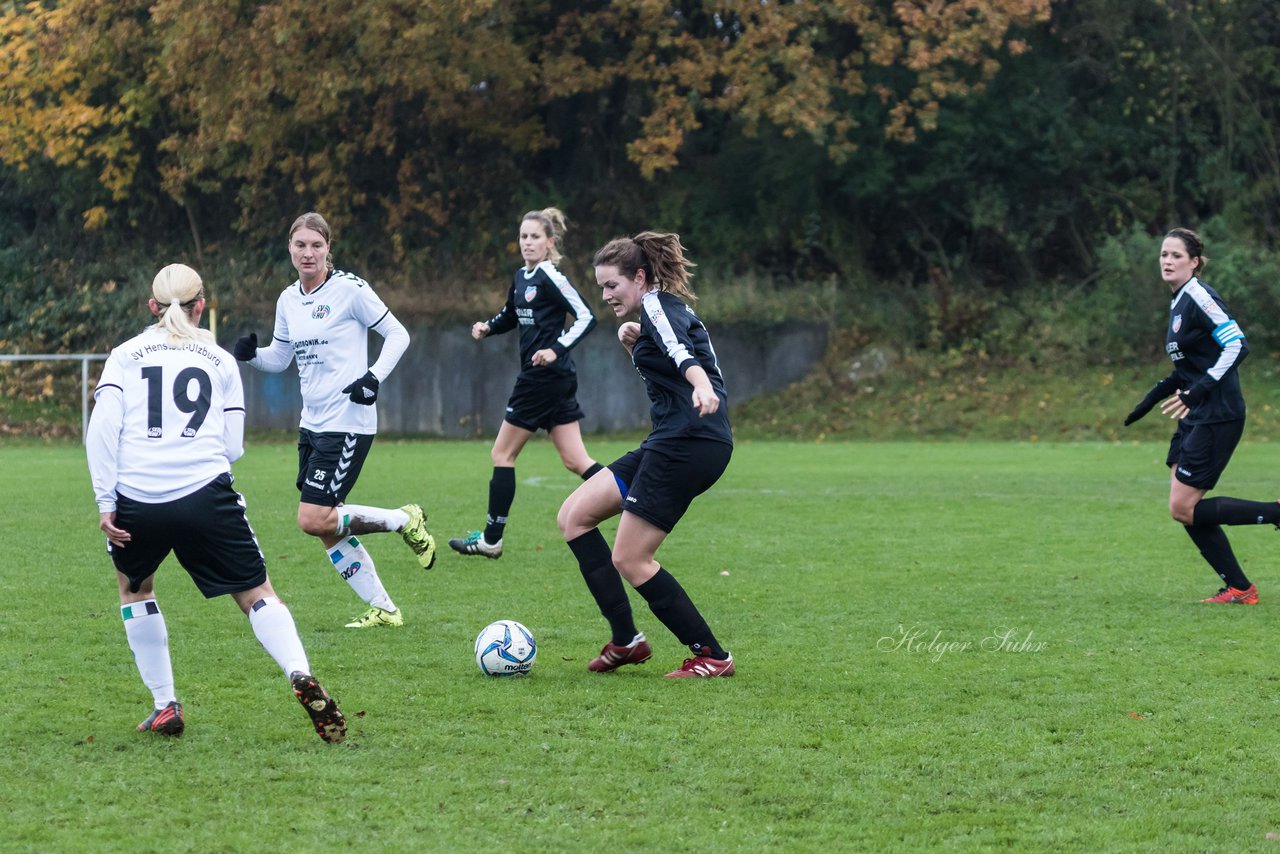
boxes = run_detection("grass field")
[8,437,1280,851]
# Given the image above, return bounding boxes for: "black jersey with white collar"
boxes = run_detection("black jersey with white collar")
[632,290,732,446]
[1166,276,1248,424]
[485,261,596,379]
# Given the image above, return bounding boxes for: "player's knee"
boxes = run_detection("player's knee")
[1169,502,1194,525]
[557,496,594,540]
[297,510,331,538]
[556,501,577,539]
[611,552,648,584]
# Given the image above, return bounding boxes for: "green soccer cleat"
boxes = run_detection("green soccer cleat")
[344,606,404,628]
[447,530,503,559]
[399,503,437,569]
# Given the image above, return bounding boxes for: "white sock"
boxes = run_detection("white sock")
[339,504,410,534]
[327,537,396,611]
[122,600,176,708]
[247,596,310,677]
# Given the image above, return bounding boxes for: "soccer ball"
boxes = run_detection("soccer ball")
[474,620,537,676]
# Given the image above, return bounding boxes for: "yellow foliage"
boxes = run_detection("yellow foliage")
[0,0,1050,238]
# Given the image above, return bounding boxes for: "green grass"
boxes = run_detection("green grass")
[9,438,1280,851]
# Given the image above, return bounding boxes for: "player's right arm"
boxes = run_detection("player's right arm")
[1124,373,1180,426]
[241,294,295,372]
[481,282,519,338]
[85,353,131,546]
[86,385,123,514]
[618,321,641,355]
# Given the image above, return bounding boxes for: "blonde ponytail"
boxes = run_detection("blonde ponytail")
[150,264,213,346]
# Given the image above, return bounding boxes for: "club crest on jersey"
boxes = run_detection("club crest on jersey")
[524,285,538,303]
[1172,314,1182,333]
[311,304,331,320]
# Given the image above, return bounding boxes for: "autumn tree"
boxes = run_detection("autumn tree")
[1,0,1051,256]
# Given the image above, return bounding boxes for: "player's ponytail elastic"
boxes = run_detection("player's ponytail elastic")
[632,231,697,303]
[593,232,697,302]
[151,264,214,346]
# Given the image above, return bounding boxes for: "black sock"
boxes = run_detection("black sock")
[1184,524,1252,589]
[484,466,516,543]
[581,462,603,480]
[567,529,637,646]
[635,567,727,659]
[1193,497,1280,527]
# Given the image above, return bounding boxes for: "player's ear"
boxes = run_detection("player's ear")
[147,297,162,317]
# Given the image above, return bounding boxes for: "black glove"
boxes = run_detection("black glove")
[342,370,380,405]
[232,332,258,362]
[1178,382,1210,408]
[1123,374,1179,426]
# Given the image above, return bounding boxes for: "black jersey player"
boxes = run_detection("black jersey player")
[87,264,344,742]
[448,208,600,559]
[1124,227,1280,603]
[557,231,735,678]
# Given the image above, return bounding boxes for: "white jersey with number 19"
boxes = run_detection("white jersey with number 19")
[88,328,245,510]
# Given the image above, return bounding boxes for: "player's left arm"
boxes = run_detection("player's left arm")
[547,267,598,359]
[367,310,410,382]
[683,363,720,417]
[1180,298,1248,407]
[645,293,699,375]
[222,364,247,464]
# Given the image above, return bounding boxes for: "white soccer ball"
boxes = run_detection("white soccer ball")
[474,620,537,676]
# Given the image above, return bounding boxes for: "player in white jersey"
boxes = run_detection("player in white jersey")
[234,211,436,628]
[86,264,345,743]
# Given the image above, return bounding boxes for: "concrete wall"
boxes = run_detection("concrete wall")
[239,321,828,436]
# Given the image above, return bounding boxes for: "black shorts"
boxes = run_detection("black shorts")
[504,374,584,432]
[607,438,732,533]
[1167,420,1244,490]
[109,473,268,598]
[297,429,374,506]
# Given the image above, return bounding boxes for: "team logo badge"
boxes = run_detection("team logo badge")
[1172,314,1182,333]
[524,286,538,303]
[312,304,331,319]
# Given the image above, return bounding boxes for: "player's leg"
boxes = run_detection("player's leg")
[295,430,402,626]
[1187,419,1279,527]
[1170,421,1258,603]
[612,440,735,677]
[231,581,345,744]
[450,420,533,558]
[171,474,345,742]
[548,381,602,479]
[110,494,184,734]
[297,431,434,567]
[118,572,184,735]
[549,420,602,479]
[557,456,649,670]
[613,512,732,677]
[1193,496,1280,526]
